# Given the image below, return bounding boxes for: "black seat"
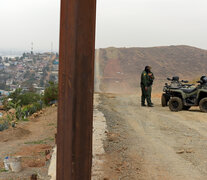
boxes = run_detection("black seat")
[181,88,197,93]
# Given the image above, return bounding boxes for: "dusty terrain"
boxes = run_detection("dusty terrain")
[0,106,57,180]
[97,93,207,180]
[95,46,207,93]
[94,45,207,179]
[1,92,207,180]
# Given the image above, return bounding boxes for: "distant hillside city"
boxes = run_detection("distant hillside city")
[0,51,59,96]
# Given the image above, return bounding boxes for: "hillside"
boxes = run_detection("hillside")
[0,106,57,179]
[95,45,207,93]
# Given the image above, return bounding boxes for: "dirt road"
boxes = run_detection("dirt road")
[98,93,207,180]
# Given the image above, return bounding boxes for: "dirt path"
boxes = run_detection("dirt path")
[98,93,207,180]
[0,106,57,180]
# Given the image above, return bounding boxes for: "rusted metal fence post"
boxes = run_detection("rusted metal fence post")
[57,0,96,179]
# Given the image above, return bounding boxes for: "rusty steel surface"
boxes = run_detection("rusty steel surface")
[57,0,96,179]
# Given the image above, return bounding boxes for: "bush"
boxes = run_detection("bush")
[18,92,41,106]
[3,89,43,121]
[22,102,43,116]
[0,120,9,131]
[7,88,22,104]
[7,89,41,106]
[43,81,58,105]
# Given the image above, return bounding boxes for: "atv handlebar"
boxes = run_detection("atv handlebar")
[166,78,188,83]
[184,84,194,87]
[181,80,189,83]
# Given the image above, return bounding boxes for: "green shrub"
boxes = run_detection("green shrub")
[0,120,9,131]
[8,88,22,104]
[4,89,42,109]
[3,89,43,121]
[7,89,41,106]
[43,81,58,105]
[18,92,41,106]
[22,102,43,116]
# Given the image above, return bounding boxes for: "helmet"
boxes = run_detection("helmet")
[145,66,151,71]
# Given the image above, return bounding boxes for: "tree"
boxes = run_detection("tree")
[23,52,26,58]
[8,88,22,104]
[18,92,41,105]
[43,81,58,105]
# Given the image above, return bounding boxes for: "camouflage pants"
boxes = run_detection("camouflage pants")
[141,86,152,105]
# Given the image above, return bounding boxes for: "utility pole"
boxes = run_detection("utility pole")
[57,0,96,179]
[31,42,34,55]
[51,42,53,60]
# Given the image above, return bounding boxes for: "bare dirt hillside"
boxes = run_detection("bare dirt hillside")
[96,46,207,93]
[0,106,57,180]
[97,93,207,180]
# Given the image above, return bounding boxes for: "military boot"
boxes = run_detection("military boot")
[148,104,154,107]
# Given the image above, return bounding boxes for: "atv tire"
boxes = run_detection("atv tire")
[161,94,167,107]
[169,97,183,112]
[199,98,207,112]
[183,106,191,110]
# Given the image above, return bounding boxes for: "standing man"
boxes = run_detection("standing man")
[140,66,155,107]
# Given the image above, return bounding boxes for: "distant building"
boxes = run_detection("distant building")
[51,71,58,75]
[52,65,58,71]
[6,79,13,86]
[0,90,10,96]
[4,63,10,67]
[0,64,4,70]
[23,57,33,62]
[53,59,59,65]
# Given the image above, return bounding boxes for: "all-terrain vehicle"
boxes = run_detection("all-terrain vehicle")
[166,76,207,112]
[161,76,193,107]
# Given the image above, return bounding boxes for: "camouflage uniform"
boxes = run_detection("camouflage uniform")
[141,70,155,106]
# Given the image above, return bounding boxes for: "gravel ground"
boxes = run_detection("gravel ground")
[92,94,107,179]
[97,93,207,180]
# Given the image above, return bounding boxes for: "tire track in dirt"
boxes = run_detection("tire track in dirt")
[98,93,207,180]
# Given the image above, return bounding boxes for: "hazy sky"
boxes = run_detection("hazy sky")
[96,0,207,49]
[0,0,60,52]
[0,0,207,52]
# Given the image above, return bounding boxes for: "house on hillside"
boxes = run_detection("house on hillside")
[0,64,4,70]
